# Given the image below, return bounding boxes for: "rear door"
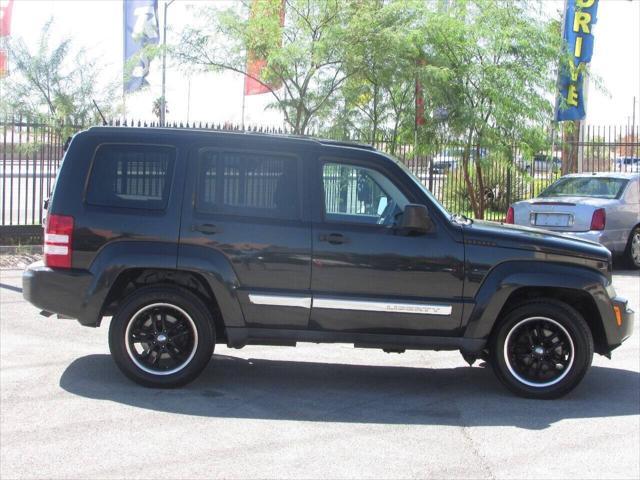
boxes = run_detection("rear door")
[178,136,312,330]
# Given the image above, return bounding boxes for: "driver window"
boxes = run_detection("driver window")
[322,162,408,225]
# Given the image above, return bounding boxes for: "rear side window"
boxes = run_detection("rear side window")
[86,144,175,210]
[196,149,299,220]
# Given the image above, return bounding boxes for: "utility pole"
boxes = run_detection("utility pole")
[160,0,175,127]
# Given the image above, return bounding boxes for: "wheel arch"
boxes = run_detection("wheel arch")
[84,242,246,345]
[101,268,228,341]
[489,287,607,355]
[463,261,614,355]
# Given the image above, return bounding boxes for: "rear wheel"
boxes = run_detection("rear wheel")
[490,300,593,399]
[108,286,215,388]
[625,227,640,269]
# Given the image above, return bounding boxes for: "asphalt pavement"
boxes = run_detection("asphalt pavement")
[1,267,639,479]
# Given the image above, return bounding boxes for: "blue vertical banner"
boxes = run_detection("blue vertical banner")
[555,0,599,121]
[123,0,159,93]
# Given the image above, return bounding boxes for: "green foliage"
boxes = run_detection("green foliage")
[175,0,568,218]
[0,18,117,127]
[416,0,561,217]
[443,153,530,214]
[176,0,356,134]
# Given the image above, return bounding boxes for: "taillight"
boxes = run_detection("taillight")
[44,214,74,268]
[590,208,606,231]
[505,206,514,224]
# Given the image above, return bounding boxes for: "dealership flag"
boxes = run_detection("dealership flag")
[555,0,599,121]
[0,0,14,36]
[123,0,159,93]
[0,0,15,77]
[244,0,285,96]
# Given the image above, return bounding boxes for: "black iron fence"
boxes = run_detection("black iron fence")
[1,116,639,235]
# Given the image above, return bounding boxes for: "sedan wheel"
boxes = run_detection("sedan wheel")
[628,228,640,269]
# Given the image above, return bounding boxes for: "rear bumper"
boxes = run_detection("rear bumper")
[562,230,617,253]
[22,261,99,326]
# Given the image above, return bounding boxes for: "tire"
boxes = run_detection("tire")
[108,286,215,388]
[625,227,640,269]
[490,299,593,399]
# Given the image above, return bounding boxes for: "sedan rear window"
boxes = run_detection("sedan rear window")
[540,177,628,199]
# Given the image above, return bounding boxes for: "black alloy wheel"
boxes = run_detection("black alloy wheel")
[503,317,574,388]
[490,299,593,399]
[125,303,198,375]
[109,286,215,388]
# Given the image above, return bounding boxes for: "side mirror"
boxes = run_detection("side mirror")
[397,204,433,235]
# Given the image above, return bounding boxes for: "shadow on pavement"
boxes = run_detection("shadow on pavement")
[60,353,640,430]
[0,282,22,293]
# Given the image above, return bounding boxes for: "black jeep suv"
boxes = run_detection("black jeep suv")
[23,127,633,398]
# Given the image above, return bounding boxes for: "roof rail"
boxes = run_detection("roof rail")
[316,138,376,150]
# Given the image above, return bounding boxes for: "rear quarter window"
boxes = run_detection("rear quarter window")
[86,144,175,210]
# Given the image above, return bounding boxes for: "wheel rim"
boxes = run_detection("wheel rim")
[125,303,198,376]
[503,316,575,388]
[631,232,640,266]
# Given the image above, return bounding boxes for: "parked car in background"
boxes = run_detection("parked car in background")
[431,149,461,173]
[507,172,640,267]
[615,157,640,173]
[518,154,562,175]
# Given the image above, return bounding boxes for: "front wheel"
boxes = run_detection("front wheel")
[490,300,593,399]
[108,286,215,388]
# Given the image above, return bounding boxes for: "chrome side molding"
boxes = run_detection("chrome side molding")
[248,293,452,316]
[313,298,452,316]
[248,294,312,309]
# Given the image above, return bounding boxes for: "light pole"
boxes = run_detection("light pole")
[160,0,175,127]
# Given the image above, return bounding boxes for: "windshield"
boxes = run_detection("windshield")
[389,155,452,218]
[540,177,628,199]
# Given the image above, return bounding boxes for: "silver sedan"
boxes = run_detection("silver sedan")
[506,172,640,268]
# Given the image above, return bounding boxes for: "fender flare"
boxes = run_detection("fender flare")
[463,261,612,340]
[83,242,246,340]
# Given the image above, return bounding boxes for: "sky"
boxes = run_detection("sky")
[4,0,640,128]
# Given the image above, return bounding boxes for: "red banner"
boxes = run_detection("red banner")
[0,49,6,77]
[0,0,14,37]
[244,0,285,96]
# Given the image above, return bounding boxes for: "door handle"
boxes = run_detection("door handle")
[192,223,222,235]
[319,233,347,245]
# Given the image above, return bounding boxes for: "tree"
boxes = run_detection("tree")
[152,96,168,122]
[326,1,424,149]
[0,19,116,125]
[176,0,360,135]
[418,0,561,218]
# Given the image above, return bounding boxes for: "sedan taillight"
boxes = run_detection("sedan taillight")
[44,214,74,268]
[590,208,606,231]
[505,206,514,224]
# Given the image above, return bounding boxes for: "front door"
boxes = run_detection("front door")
[310,156,464,336]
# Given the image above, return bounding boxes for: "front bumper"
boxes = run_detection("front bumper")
[22,261,99,326]
[607,296,634,352]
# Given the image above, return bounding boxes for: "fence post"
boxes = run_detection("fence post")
[506,144,513,208]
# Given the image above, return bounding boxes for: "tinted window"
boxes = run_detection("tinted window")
[196,149,299,219]
[86,144,175,210]
[322,163,408,225]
